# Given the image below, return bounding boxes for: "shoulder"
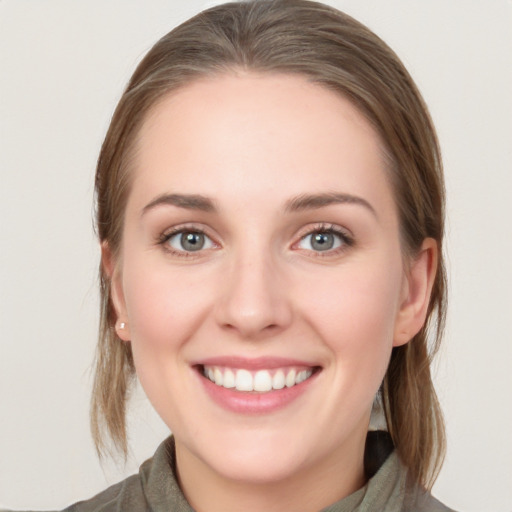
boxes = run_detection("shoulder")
[0,473,145,512]
[323,434,458,512]
[0,473,146,512]
[355,431,458,512]
[403,484,457,512]
[63,437,176,512]
[61,473,146,512]
[1,437,191,512]
[61,437,190,512]
[401,465,457,512]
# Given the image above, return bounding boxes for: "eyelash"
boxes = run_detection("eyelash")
[294,223,355,257]
[157,225,217,257]
[156,223,354,258]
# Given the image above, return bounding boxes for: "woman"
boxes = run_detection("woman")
[6,1,455,510]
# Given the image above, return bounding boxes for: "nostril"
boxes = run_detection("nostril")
[221,320,282,338]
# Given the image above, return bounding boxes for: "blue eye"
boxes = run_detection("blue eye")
[165,230,215,252]
[298,230,345,252]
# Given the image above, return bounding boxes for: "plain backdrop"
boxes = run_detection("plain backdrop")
[1,1,511,511]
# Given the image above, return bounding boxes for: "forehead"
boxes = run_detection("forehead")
[130,72,394,215]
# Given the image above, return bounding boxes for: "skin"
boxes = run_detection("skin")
[105,73,437,512]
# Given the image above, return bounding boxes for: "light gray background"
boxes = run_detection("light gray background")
[1,1,511,510]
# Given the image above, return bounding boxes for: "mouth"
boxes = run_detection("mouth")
[199,365,318,393]
[193,357,322,413]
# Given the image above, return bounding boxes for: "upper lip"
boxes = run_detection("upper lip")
[192,356,320,371]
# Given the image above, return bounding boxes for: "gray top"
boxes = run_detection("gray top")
[6,436,456,512]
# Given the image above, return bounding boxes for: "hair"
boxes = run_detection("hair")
[91,0,446,488]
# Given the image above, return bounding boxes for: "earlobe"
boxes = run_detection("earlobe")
[101,242,131,342]
[114,320,130,341]
[393,238,438,347]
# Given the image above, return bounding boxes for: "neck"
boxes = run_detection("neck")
[175,438,367,512]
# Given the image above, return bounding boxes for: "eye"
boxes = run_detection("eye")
[164,230,215,253]
[297,228,351,253]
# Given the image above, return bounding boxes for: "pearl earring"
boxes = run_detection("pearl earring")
[118,322,126,330]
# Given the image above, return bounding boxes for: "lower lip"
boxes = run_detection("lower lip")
[197,368,319,414]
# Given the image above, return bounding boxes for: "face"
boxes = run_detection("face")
[109,73,427,490]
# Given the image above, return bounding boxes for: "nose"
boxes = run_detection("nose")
[214,249,293,340]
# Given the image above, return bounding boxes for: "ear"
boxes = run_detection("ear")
[393,238,438,347]
[101,241,131,342]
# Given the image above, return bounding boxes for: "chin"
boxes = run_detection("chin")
[208,444,309,484]
[182,424,330,485]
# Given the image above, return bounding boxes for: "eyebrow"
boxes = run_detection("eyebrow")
[142,193,216,215]
[285,192,377,217]
[141,191,377,218]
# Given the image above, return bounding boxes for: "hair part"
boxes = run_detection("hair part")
[91,0,446,487]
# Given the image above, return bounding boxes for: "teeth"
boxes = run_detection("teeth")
[235,369,253,391]
[213,367,223,386]
[285,369,296,388]
[253,370,272,392]
[296,370,308,384]
[223,369,235,388]
[203,366,314,393]
[272,370,285,390]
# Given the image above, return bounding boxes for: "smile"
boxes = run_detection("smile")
[202,365,314,393]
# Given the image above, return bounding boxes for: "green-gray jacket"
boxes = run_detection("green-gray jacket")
[63,436,455,512]
[4,434,456,512]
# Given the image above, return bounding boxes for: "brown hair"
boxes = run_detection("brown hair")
[91,0,446,488]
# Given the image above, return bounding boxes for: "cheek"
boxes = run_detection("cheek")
[119,253,218,422]
[300,256,403,375]
[121,253,214,359]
